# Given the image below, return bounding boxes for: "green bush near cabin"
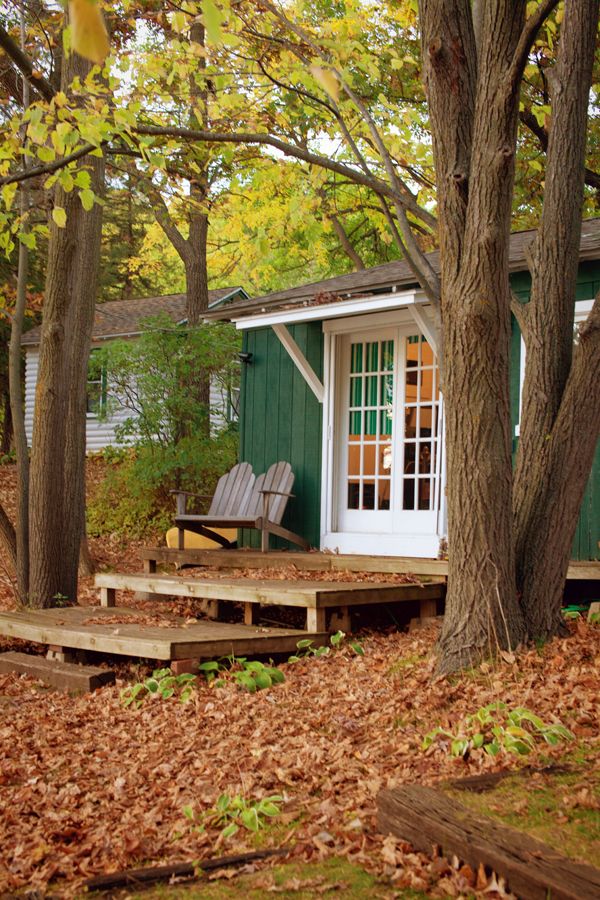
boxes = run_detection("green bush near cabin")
[86,315,240,539]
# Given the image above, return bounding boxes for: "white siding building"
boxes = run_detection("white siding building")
[22,287,247,452]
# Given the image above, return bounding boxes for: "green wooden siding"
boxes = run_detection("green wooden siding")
[239,323,323,548]
[238,262,599,559]
[510,261,600,560]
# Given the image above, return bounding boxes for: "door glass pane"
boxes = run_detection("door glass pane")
[350,344,363,373]
[366,342,379,372]
[345,339,394,511]
[402,335,440,512]
[382,340,394,370]
[350,377,362,407]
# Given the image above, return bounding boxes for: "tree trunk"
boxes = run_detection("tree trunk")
[79,529,96,576]
[0,386,12,456]
[28,47,104,608]
[8,0,31,604]
[517,298,600,636]
[0,502,17,575]
[512,0,600,637]
[9,192,30,603]
[420,1,528,672]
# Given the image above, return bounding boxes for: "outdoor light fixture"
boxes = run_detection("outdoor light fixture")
[238,352,253,364]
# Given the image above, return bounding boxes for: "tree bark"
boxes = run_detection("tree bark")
[513,0,600,637]
[8,0,31,604]
[9,195,30,603]
[0,501,17,574]
[0,386,12,456]
[28,45,104,607]
[516,296,600,637]
[421,0,528,672]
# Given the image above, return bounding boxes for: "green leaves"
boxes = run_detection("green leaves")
[120,668,197,708]
[52,207,67,228]
[185,792,284,839]
[422,703,574,759]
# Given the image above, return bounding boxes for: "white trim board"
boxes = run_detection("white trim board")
[272,323,324,403]
[233,289,427,330]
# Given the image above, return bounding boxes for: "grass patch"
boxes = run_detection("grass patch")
[386,653,425,677]
[113,857,429,899]
[446,762,600,866]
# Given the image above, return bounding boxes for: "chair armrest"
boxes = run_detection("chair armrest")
[170,490,213,517]
[259,489,295,498]
[169,490,213,501]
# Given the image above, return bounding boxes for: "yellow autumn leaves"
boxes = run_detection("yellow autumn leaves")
[69,0,110,65]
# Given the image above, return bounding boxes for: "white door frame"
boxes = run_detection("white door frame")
[320,308,445,557]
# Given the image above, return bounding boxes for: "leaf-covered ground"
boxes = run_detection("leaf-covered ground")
[0,463,598,897]
[1,617,599,896]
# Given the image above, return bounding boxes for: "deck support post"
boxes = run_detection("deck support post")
[200,598,220,620]
[244,603,261,626]
[329,606,351,633]
[139,558,160,602]
[306,607,326,633]
[419,597,438,619]
[100,587,116,608]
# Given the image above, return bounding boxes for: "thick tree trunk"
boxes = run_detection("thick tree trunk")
[420,1,528,672]
[185,209,210,328]
[28,48,104,607]
[517,297,600,636]
[79,529,96,577]
[513,0,600,637]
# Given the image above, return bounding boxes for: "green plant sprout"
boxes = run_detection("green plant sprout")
[184,793,283,839]
[121,668,196,708]
[287,630,364,663]
[197,656,285,693]
[423,702,574,758]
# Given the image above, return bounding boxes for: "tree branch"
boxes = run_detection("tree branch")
[0,141,99,186]
[0,23,54,102]
[507,0,561,95]
[520,108,600,191]
[132,124,429,219]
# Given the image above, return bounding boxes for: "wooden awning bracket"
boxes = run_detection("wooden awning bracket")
[272,323,325,403]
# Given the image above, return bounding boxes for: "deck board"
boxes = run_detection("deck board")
[139,549,600,581]
[0,607,328,660]
[95,572,444,609]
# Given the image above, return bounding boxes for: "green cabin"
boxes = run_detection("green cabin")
[213,221,600,561]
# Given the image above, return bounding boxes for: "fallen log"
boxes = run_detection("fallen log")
[377,784,600,900]
[83,847,288,892]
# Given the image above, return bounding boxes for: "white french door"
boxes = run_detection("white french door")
[331,323,443,555]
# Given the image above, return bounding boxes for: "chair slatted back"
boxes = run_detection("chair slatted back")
[209,462,255,516]
[250,461,294,523]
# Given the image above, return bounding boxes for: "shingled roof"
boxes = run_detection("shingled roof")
[208,218,600,321]
[22,286,247,346]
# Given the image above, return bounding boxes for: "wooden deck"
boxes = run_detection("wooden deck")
[95,572,445,632]
[139,548,600,581]
[0,606,329,661]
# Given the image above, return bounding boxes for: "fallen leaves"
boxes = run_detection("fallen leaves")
[0,618,597,896]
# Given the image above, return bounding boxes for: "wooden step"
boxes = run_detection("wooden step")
[0,651,115,693]
[139,547,600,581]
[95,572,444,631]
[139,547,450,577]
[0,608,328,660]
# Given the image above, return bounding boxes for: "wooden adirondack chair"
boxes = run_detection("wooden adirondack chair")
[173,461,309,552]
